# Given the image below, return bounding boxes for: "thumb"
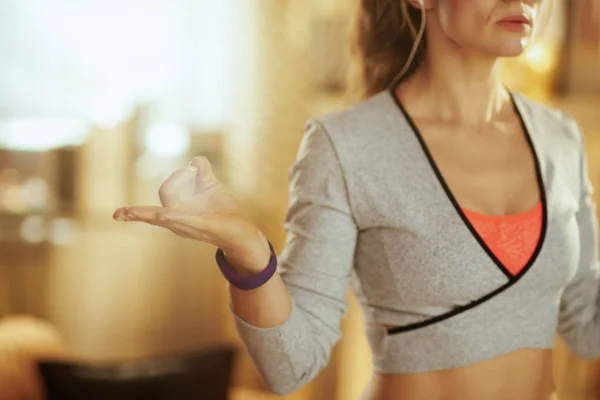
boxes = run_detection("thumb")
[158,166,198,207]
[189,156,218,191]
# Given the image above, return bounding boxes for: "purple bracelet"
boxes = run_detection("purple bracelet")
[215,242,277,290]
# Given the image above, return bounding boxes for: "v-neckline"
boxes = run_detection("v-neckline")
[388,88,548,281]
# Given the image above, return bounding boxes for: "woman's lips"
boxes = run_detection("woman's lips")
[497,15,531,32]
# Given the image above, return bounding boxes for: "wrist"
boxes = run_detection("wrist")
[222,232,272,276]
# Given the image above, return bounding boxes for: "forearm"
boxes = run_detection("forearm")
[230,274,292,328]
[224,232,292,328]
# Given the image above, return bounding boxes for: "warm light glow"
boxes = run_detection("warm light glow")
[523,43,554,73]
[0,118,88,151]
[0,1,237,130]
[20,215,46,243]
[49,218,78,245]
[2,185,26,214]
[144,123,191,158]
[135,153,183,181]
[21,177,49,210]
[88,96,134,130]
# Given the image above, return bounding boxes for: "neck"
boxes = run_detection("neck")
[401,22,511,126]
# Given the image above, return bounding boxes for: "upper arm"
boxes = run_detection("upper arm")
[279,120,359,343]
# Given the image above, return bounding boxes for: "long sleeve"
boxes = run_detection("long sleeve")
[556,120,600,359]
[231,121,358,395]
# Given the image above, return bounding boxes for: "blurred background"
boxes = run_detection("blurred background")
[0,0,598,399]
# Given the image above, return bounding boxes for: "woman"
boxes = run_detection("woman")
[114,1,600,399]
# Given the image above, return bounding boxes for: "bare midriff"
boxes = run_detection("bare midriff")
[362,348,554,400]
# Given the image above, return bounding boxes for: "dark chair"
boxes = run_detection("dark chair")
[38,346,236,400]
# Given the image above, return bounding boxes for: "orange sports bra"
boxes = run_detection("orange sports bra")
[462,203,543,276]
[394,90,543,276]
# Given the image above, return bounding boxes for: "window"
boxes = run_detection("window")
[0,0,238,150]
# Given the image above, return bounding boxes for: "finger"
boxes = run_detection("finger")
[121,206,212,230]
[117,206,188,233]
[113,207,131,221]
[118,206,219,242]
[119,206,174,225]
[158,166,198,207]
[189,156,218,192]
[113,206,161,223]
[114,205,226,244]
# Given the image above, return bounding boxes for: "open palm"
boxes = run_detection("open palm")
[113,157,260,252]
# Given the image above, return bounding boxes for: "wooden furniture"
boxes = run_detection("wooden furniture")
[39,346,236,400]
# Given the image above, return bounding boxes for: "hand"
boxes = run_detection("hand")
[113,157,270,272]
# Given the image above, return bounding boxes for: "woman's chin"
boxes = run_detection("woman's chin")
[502,37,534,57]
[501,48,527,58]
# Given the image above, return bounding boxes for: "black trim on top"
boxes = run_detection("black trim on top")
[386,88,548,335]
